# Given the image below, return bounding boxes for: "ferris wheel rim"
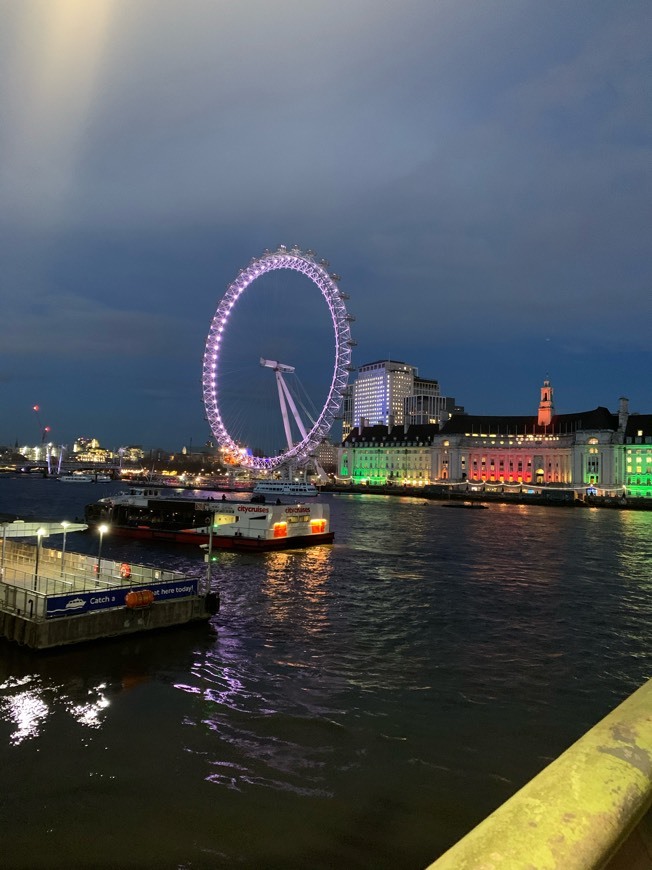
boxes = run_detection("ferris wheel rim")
[202,246,352,471]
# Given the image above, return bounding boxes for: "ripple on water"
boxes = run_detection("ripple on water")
[1,481,651,867]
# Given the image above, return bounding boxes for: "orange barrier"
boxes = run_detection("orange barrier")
[125,589,155,609]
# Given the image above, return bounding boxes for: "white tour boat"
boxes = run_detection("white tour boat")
[85,486,333,550]
[59,472,112,483]
[252,480,319,497]
[58,474,94,483]
[206,500,333,550]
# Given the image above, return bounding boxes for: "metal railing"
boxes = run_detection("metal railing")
[0,539,205,622]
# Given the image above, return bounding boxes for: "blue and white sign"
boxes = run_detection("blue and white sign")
[46,579,199,619]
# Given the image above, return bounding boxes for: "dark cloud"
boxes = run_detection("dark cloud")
[1,0,650,446]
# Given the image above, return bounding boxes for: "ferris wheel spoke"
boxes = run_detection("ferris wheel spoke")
[289,374,320,426]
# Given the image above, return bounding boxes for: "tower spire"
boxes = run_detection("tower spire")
[538,377,554,427]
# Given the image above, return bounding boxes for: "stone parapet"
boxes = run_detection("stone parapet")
[428,678,652,869]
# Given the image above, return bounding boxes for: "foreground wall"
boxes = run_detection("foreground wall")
[428,678,652,869]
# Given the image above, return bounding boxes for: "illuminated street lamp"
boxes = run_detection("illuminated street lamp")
[33,527,46,590]
[0,521,9,579]
[96,524,109,580]
[60,521,69,576]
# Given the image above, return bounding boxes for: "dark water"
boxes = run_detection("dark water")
[0,478,651,869]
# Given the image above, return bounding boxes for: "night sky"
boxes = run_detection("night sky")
[1,1,650,452]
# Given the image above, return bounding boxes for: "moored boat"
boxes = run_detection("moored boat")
[59,473,94,483]
[85,487,214,542]
[59,472,112,483]
[205,501,333,551]
[252,480,318,497]
[84,487,333,549]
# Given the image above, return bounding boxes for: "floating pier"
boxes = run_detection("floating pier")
[0,520,217,650]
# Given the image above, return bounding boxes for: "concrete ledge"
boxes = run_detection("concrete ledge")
[428,678,652,870]
[0,597,211,649]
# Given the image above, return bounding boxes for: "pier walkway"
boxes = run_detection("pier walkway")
[0,527,214,649]
[1,537,189,619]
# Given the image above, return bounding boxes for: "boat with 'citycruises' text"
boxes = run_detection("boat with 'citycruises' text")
[84,486,333,550]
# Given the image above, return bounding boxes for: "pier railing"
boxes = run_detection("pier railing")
[0,540,204,621]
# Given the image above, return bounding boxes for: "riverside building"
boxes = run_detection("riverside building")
[339,423,439,487]
[344,359,460,436]
[624,414,652,497]
[339,379,649,498]
[352,360,416,429]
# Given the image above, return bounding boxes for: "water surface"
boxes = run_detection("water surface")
[0,479,650,868]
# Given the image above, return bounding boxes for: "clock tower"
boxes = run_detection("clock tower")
[538,378,554,427]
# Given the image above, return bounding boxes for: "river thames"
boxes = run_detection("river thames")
[0,477,651,869]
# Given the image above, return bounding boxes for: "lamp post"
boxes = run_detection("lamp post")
[33,527,46,590]
[60,521,69,576]
[0,521,8,579]
[205,519,214,588]
[96,524,108,581]
[0,521,9,579]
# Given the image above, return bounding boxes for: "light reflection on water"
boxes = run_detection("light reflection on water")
[0,676,110,744]
[0,478,651,868]
[2,684,50,744]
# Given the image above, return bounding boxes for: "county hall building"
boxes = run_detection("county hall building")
[338,379,652,498]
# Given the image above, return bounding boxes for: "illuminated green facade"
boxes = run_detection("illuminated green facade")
[338,424,437,486]
[623,415,652,498]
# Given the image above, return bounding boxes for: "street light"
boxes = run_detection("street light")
[1,521,8,579]
[96,524,109,581]
[33,527,46,590]
[60,521,69,576]
[205,519,214,587]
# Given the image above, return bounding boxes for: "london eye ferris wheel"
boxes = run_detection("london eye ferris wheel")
[202,246,355,472]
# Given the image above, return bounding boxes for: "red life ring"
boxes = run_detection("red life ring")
[120,563,131,579]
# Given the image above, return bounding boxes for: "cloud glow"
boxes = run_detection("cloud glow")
[0,0,650,444]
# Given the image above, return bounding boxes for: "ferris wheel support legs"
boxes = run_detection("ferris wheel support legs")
[277,372,309,442]
[266,360,329,481]
[275,370,295,453]
[263,357,310,455]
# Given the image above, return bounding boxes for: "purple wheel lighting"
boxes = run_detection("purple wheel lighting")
[202,246,353,471]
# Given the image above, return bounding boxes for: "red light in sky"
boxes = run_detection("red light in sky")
[33,405,40,412]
